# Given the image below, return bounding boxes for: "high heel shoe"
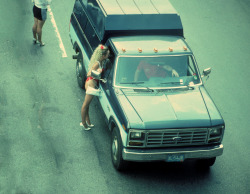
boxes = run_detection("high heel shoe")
[39,42,45,47]
[33,38,37,44]
[86,122,94,128]
[80,122,91,131]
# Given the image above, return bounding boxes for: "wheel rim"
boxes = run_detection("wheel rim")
[112,136,118,161]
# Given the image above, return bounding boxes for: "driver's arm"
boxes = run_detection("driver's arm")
[134,68,142,81]
[163,65,179,77]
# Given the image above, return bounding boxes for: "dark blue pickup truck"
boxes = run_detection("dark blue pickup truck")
[69,0,225,170]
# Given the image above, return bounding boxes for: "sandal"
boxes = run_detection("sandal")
[39,42,45,47]
[80,122,91,131]
[86,122,94,128]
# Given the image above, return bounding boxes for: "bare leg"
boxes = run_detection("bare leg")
[37,19,45,44]
[81,80,97,127]
[86,106,91,125]
[81,94,94,128]
[32,18,38,40]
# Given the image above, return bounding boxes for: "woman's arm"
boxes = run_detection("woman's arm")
[87,62,102,77]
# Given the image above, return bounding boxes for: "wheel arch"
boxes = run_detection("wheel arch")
[109,116,118,132]
[108,116,128,147]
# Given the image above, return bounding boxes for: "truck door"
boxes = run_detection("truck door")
[98,58,115,122]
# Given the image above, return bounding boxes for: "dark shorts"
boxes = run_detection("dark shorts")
[33,5,47,21]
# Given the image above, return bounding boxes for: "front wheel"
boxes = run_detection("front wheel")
[76,56,86,89]
[111,127,127,171]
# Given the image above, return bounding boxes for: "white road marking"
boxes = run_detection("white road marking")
[48,6,67,58]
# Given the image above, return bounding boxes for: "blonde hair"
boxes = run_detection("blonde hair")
[88,44,109,71]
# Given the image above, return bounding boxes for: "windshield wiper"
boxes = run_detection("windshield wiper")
[160,82,182,85]
[120,81,154,92]
[120,81,145,84]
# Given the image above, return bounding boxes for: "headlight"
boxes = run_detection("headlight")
[208,126,224,143]
[130,131,145,140]
[210,127,222,137]
[128,130,146,147]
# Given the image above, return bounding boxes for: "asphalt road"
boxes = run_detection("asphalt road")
[0,0,249,193]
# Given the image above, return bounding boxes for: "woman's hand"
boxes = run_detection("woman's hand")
[97,68,102,73]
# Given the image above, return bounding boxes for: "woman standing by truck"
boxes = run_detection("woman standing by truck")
[80,45,110,130]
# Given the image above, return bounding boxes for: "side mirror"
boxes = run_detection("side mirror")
[202,68,211,77]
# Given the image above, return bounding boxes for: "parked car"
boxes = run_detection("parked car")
[69,0,225,170]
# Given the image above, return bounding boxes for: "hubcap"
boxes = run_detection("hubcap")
[112,136,118,161]
[77,62,82,77]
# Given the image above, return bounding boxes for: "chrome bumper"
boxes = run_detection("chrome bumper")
[122,144,223,162]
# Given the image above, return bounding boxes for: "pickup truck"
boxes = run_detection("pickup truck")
[69,0,225,170]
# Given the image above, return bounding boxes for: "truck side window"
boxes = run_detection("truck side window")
[84,22,99,51]
[79,8,88,31]
[87,0,104,38]
[73,1,84,25]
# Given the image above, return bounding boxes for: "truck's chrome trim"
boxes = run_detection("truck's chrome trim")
[123,144,223,161]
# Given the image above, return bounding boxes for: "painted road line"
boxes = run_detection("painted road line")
[48,6,67,58]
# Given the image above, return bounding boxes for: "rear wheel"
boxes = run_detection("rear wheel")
[111,127,127,171]
[76,55,86,89]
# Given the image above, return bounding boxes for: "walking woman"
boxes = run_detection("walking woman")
[32,0,52,46]
[80,45,110,130]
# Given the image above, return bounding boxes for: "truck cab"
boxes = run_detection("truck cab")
[69,0,225,170]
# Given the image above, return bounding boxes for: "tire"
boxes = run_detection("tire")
[76,55,86,89]
[111,127,127,171]
[197,157,216,168]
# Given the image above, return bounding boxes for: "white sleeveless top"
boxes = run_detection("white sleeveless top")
[96,61,102,69]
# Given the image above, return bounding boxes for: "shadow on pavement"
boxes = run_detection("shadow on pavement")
[120,160,212,180]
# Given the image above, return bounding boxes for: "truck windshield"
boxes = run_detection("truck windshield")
[115,55,201,88]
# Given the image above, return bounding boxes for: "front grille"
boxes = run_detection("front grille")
[146,129,208,147]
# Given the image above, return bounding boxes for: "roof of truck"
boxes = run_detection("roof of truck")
[99,0,177,15]
[78,0,184,42]
[109,35,192,55]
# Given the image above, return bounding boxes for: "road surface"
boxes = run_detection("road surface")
[0,0,249,193]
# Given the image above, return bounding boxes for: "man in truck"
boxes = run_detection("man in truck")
[134,58,179,81]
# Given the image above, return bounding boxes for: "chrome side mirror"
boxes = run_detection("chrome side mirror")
[202,68,211,77]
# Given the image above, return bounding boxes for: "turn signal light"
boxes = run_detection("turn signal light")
[169,47,173,52]
[183,46,188,51]
[138,48,142,53]
[129,142,143,146]
[122,124,126,131]
[122,48,126,52]
[154,48,158,53]
[208,138,221,143]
